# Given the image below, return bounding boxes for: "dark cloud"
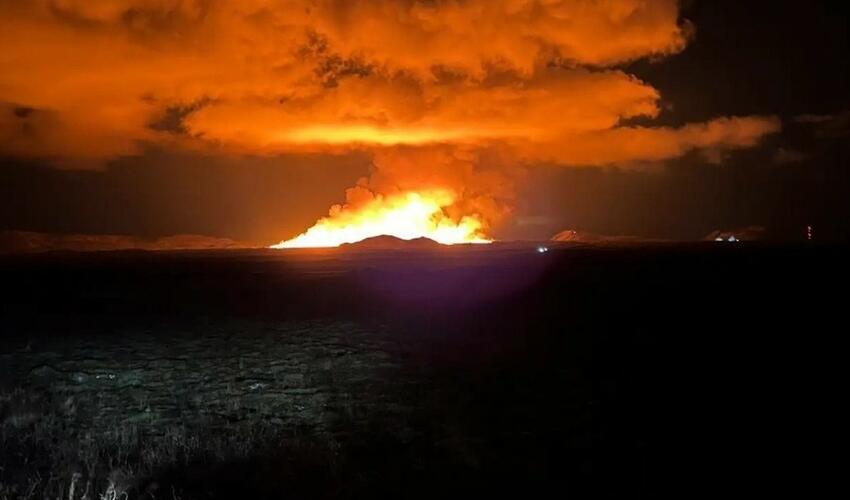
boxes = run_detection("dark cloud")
[12,106,35,119]
[797,111,850,138]
[773,148,806,165]
[795,114,835,124]
[149,98,212,135]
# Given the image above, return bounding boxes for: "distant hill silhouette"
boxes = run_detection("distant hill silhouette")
[0,230,253,253]
[341,235,443,250]
[551,229,658,244]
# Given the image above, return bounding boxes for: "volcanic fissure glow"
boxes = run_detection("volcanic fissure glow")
[271,190,491,248]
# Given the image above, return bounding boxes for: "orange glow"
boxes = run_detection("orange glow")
[278,125,477,146]
[271,190,491,248]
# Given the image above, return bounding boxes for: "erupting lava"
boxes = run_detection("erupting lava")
[272,189,491,248]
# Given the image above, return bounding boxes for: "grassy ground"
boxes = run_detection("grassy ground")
[1,244,846,498]
[1,320,418,499]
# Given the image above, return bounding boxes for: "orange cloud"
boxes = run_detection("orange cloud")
[0,0,765,168]
[182,69,662,151]
[514,116,783,166]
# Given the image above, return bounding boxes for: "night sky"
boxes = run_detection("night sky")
[1,0,848,245]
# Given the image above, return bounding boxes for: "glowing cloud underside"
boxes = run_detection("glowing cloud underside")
[278,126,483,146]
[272,190,491,248]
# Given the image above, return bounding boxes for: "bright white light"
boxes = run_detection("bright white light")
[728,236,738,242]
[537,246,549,253]
[715,237,724,242]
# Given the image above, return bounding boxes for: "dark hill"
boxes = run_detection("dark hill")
[341,235,443,250]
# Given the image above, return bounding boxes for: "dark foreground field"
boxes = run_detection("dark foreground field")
[0,243,846,499]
